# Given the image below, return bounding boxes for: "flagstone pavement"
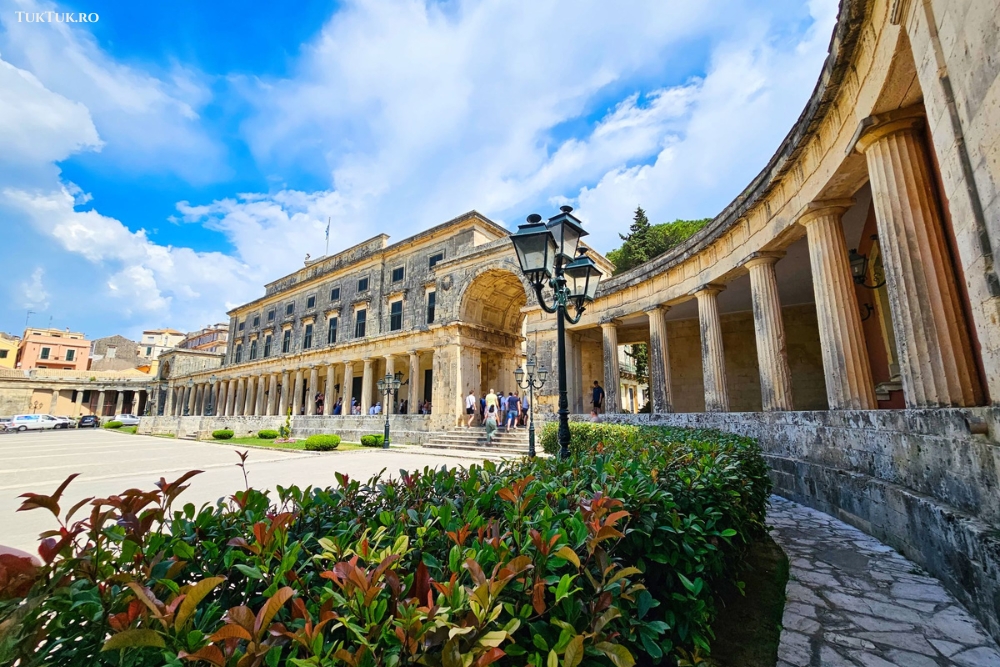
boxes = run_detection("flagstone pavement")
[770,496,1000,667]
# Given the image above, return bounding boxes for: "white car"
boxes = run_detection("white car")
[9,414,61,431]
[113,414,140,426]
[52,416,73,429]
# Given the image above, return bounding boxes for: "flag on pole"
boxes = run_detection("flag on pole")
[325,217,330,242]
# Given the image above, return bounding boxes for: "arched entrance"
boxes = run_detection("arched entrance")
[458,267,528,400]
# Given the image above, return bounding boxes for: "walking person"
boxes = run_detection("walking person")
[505,392,518,432]
[592,381,605,415]
[465,390,477,428]
[484,404,498,444]
[520,392,529,427]
[485,388,499,421]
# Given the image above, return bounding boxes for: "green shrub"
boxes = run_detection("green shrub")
[360,433,385,447]
[211,428,234,440]
[257,429,279,440]
[303,434,340,451]
[2,425,770,666]
[102,420,122,429]
[539,420,642,455]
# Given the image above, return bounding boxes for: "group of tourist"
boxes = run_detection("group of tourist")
[465,388,530,444]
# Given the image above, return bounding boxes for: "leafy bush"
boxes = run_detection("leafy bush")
[101,420,122,429]
[211,428,234,440]
[360,433,385,447]
[0,425,769,666]
[257,429,279,440]
[304,434,340,451]
[539,420,642,456]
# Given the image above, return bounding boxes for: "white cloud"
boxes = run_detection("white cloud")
[20,267,50,310]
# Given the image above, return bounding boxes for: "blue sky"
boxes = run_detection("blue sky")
[0,0,838,341]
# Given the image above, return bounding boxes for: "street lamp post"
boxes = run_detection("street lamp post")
[510,206,602,460]
[376,373,401,449]
[514,356,548,458]
[183,379,194,416]
[206,374,218,416]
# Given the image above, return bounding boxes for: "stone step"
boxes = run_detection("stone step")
[422,442,528,457]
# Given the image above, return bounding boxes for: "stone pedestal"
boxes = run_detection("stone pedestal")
[746,253,794,411]
[858,117,982,408]
[601,321,621,413]
[696,285,730,412]
[645,305,674,413]
[800,202,877,410]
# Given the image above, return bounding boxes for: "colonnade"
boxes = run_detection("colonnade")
[597,113,981,414]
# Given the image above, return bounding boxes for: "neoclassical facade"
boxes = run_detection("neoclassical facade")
[143,0,1000,640]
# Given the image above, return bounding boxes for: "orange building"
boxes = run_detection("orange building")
[16,328,90,371]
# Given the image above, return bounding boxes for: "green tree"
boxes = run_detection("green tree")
[625,343,648,382]
[607,209,712,275]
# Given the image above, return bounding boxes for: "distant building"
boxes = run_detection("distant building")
[16,328,90,371]
[90,335,144,372]
[179,324,229,355]
[140,328,185,359]
[0,333,18,369]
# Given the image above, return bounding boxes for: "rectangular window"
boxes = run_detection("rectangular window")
[66,349,76,362]
[281,329,291,353]
[357,277,369,292]
[0,350,7,359]
[267,309,275,322]
[238,321,245,331]
[252,315,260,327]
[40,347,50,360]
[355,309,367,338]
[330,287,341,301]
[249,339,258,360]
[303,323,313,349]
[285,303,294,316]
[426,290,436,324]
[429,252,444,268]
[263,335,272,358]
[390,300,403,331]
[307,295,316,309]
[391,266,405,282]
[328,317,338,344]
[235,344,243,363]
[145,346,152,356]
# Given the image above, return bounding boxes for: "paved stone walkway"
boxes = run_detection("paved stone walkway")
[770,496,1000,667]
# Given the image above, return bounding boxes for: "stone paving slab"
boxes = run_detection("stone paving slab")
[770,496,1000,667]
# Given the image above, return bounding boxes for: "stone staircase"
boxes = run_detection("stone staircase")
[421,426,532,457]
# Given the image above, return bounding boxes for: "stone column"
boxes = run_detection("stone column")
[645,305,674,414]
[114,390,125,415]
[858,117,982,408]
[187,385,197,416]
[800,202,877,410]
[361,358,373,413]
[245,377,257,416]
[325,365,335,414]
[696,285,730,412]
[130,391,139,415]
[601,321,620,414]
[225,380,235,416]
[162,387,172,416]
[384,356,396,414]
[279,372,290,416]
[74,389,84,417]
[293,369,304,415]
[256,376,267,416]
[307,366,319,415]
[746,253,795,411]
[267,374,278,416]
[234,378,246,416]
[452,345,464,423]
[176,387,185,416]
[95,390,107,417]
[48,389,60,414]
[343,362,355,414]
[408,351,420,407]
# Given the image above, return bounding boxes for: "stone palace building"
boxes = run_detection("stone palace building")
[141,0,1000,643]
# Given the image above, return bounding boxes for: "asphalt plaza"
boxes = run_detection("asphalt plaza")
[0,429,489,553]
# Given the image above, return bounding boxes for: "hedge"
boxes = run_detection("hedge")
[211,428,234,440]
[360,433,385,447]
[257,429,279,440]
[1,424,770,666]
[539,420,642,455]
[303,434,340,451]
[101,420,122,429]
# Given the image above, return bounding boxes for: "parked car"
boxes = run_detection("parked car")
[9,414,61,431]
[78,415,100,429]
[52,416,73,429]
[114,414,140,427]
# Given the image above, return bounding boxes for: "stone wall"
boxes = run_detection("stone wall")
[586,408,1000,640]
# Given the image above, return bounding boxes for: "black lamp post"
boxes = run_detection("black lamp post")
[514,356,547,458]
[510,206,602,460]
[205,374,218,416]
[848,246,887,289]
[376,373,401,449]
[183,378,193,416]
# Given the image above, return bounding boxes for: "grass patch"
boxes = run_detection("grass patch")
[710,533,789,667]
[121,426,137,434]
[204,436,366,451]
